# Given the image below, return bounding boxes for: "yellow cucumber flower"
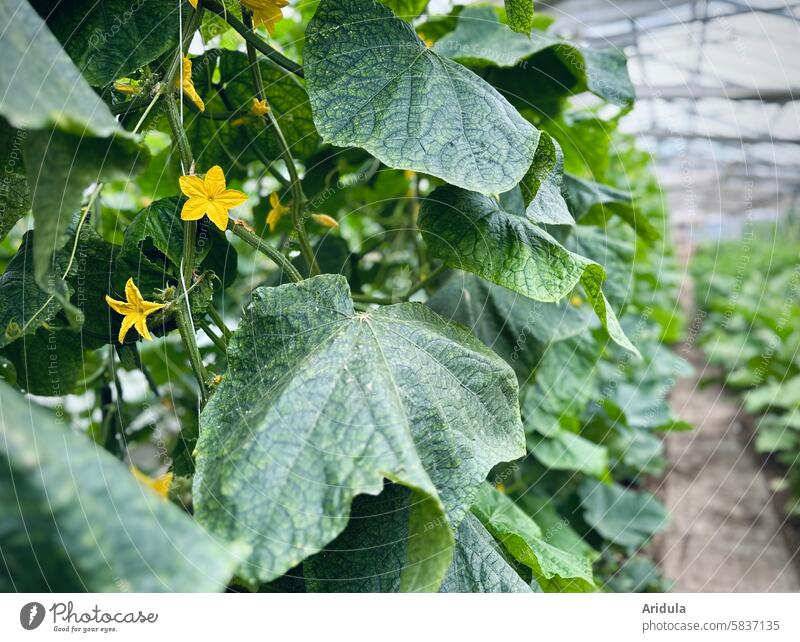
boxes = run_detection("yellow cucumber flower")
[188,0,198,7]
[251,98,270,116]
[179,165,248,231]
[267,192,290,231]
[242,0,289,34]
[178,56,205,112]
[569,294,583,307]
[312,213,338,229]
[105,278,167,343]
[131,466,173,499]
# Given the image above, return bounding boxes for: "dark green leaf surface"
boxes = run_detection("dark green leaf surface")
[472,485,596,591]
[24,129,149,290]
[0,233,65,349]
[419,186,638,354]
[305,0,539,194]
[0,119,30,241]
[30,0,181,86]
[578,479,669,548]
[1,329,83,396]
[504,0,534,34]
[440,513,532,592]
[0,0,122,135]
[305,484,454,592]
[194,274,525,584]
[435,6,634,106]
[185,49,319,170]
[426,273,595,379]
[0,381,239,591]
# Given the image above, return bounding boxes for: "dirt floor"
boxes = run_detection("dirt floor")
[652,273,800,591]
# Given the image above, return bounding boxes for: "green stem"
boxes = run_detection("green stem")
[206,305,232,341]
[406,264,447,297]
[228,222,303,283]
[132,345,160,397]
[175,309,209,405]
[199,318,228,352]
[201,0,304,77]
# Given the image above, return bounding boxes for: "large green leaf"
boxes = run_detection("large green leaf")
[435,6,634,106]
[29,0,181,87]
[304,484,454,592]
[185,49,319,171]
[24,129,149,293]
[528,430,608,478]
[578,479,668,549]
[426,273,595,380]
[472,485,596,591]
[419,186,638,354]
[0,119,30,241]
[0,0,121,135]
[304,0,539,194]
[194,274,525,584]
[0,381,239,591]
[504,0,534,34]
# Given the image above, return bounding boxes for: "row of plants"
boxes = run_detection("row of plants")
[0,0,689,592]
[692,218,800,518]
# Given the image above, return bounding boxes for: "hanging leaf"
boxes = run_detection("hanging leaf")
[24,129,149,295]
[379,0,429,19]
[304,0,539,195]
[0,381,241,591]
[0,0,122,135]
[419,186,639,354]
[435,6,634,106]
[194,275,525,584]
[472,484,596,591]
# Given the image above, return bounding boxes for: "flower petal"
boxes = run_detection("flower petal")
[181,197,209,221]
[125,278,144,307]
[105,295,133,316]
[204,165,227,197]
[118,315,136,344]
[135,316,153,341]
[206,200,230,231]
[215,188,248,209]
[179,174,207,199]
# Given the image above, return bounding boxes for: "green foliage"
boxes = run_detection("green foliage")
[692,225,800,515]
[0,381,239,591]
[194,275,524,584]
[305,0,539,194]
[0,0,688,594]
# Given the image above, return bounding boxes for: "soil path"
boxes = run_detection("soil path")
[654,275,800,591]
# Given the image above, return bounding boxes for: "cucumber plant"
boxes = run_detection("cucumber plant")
[0,0,688,592]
